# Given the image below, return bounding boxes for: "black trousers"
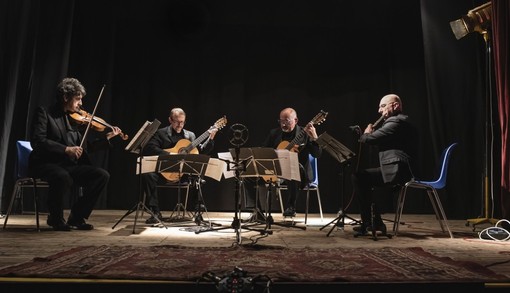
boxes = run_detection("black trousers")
[351,167,387,224]
[352,164,412,225]
[31,163,108,220]
[243,177,299,212]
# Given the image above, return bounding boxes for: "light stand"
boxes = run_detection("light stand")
[466,31,499,229]
[449,2,499,229]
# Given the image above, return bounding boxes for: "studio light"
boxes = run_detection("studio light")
[449,1,492,40]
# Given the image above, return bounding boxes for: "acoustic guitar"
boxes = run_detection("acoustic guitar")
[277,110,328,152]
[161,116,227,182]
[260,110,328,183]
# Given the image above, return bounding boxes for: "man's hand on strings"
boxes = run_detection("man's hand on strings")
[209,128,218,140]
[106,126,122,140]
[304,122,318,141]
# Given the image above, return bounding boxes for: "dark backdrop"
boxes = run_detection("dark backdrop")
[1,0,499,220]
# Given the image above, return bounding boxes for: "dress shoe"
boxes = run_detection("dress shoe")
[47,216,71,231]
[352,224,369,235]
[353,222,387,236]
[67,214,94,230]
[283,207,296,217]
[145,211,163,224]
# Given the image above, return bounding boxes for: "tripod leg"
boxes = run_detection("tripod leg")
[112,202,139,229]
[192,179,221,229]
[264,182,306,231]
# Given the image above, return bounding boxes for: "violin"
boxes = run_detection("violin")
[70,109,129,140]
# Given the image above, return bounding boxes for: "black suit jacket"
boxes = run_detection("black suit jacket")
[142,126,214,156]
[359,114,416,184]
[29,104,110,168]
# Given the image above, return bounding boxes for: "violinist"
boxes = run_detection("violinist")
[351,94,417,236]
[29,77,123,231]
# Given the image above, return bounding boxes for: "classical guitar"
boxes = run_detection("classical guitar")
[161,116,227,182]
[277,110,328,152]
[260,110,327,183]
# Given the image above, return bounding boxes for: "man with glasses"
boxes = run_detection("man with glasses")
[141,108,215,224]
[243,107,322,221]
[351,94,417,236]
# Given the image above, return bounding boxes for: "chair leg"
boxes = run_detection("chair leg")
[305,189,310,224]
[183,184,190,213]
[393,186,407,236]
[304,188,323,225]
[277,188,284,214]
[3,183,20,230]
[315,188,324,222]
[33,180,40,232]
[428,189,453,238]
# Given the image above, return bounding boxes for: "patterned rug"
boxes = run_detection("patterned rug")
[0,245,507,283]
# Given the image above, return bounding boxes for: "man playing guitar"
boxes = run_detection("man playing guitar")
[244,107,324,219]
[141,107,218,224]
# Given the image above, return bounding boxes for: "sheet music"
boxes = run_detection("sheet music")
[125,121,151,153]
[137,155,158,174]
[137,155,224,181]
[217,152,236,179]
[204,158,225,181]
[275,149,300,181]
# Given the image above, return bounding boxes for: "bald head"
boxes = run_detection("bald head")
[378,94,402,117]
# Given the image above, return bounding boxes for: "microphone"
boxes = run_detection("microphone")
[349,125,361,135]
[229,123,249,147]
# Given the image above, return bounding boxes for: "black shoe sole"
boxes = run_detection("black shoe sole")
[49,225,71,231]
[68,224,94,230]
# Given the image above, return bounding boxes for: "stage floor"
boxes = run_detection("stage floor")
[1,210,510,291]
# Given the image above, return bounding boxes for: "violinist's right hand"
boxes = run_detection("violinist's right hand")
[65,146,83,160]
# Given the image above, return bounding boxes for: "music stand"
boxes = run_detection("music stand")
[157,153,221,230]
[315,132,361,236]
[195,148,282,241]
[250,148,307,231]
[112,119,161,233]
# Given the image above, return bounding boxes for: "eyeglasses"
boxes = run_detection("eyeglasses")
[171,120,185,125]
[277,118,295,124]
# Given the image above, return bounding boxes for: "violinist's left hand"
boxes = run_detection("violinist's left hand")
[106,126,122,140]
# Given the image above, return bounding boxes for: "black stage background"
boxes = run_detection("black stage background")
[1,0,498,220]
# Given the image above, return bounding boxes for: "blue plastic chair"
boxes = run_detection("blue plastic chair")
[3,141,48,231]
[393,142,458,238]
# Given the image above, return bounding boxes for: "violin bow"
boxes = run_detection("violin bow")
[79,84,106,148]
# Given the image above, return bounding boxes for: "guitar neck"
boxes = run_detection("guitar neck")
[286,129,306,150]
[185,128,211,152]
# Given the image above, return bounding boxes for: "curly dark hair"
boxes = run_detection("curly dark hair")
[56,78,86,102]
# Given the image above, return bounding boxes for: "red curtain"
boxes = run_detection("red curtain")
[493,0,510,220]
